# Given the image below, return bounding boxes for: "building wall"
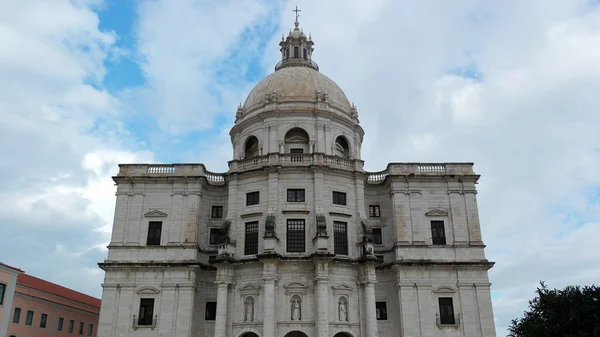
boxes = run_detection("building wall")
[0,263,22,337]
[4,276,100,337]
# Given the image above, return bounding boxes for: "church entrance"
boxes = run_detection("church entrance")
[333,333,353,337]
[240,333,259,337]
[283,331,308,337]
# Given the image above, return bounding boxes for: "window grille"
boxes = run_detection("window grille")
[209,228,221,244]
[211,206,223,218]
[333,221,348,255]
[369,205,380,217]
[146,221,162,246]
[245,221,259,255]
[246,192,260,206]
[438,297,456,324]
[138,299,155,326]
[287,189,305,202]
[431,221,446,245]
[286,219,305,252]
[333,191,347,205]
[376,302,388,320]
[205,302,217,320]
[372,228,383,244]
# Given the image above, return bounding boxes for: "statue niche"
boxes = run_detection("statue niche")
[291,295,302,320]
[244,296,254,322]
[338,297,348,322]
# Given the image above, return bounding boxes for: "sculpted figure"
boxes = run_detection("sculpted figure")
[291,299,301,320]
[339,300,348,321]
[244,300,253,321]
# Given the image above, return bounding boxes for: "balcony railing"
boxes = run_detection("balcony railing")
[275,57,319,71]
[132,315,157,330]
[117,164,226,185]
[436,313,461,328]
[228,153,363,172]
[365,162,475,184]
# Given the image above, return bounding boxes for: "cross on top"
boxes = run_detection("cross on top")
[293,5,301,22]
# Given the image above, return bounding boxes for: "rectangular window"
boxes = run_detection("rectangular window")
[79,321,84,334]
[376,255,384,261]
[287,189,305,202]
[369,205,381,217]
[146,221,162,246]
[40,313,48,328]
[333,191,347,205]
[209,228,221,244]
[303,48,307,59]
[376,302,388,320]
[138,298,155,326]
[69,319,75,333]
[0,282,5,305]
[246,191,260,206]
[431,220,446,245]
[285,48,290,59]
[286,219,305,253]
[244,221,259,255]
[205,302,217,320]
[208,255,217,262]
[211,205,223,218]
[25,310,34,326]
[12,307,21,323]
[439,297,456,324]
[58,317,64,331]
[333,221,348,255]
[88,323,93,336]
[294,46,299,58]
[372,228,383,245]
[290,148,304,153]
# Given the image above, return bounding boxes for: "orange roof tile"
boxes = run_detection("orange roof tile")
[17,273,101,309]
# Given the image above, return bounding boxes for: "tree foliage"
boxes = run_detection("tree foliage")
[508,281,600,337]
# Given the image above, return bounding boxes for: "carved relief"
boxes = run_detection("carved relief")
[244,296,254,321]
[291,295,302,320]
[338,297,348,321]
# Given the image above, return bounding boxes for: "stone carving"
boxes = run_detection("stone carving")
[361,218,373,243]
[272,90,278,101]
[316,91,322,101]
[323,93,329,101]
[244,297,254,321]
[265,214,276,238]
[316,214,327,237]
[219,219,232,244]
[265,92,271,101]
[291,297,301,320]
[339,298,348,321]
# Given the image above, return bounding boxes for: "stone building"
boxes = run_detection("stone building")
[97,18,496,337]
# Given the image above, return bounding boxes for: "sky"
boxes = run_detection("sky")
[1,0,599,335]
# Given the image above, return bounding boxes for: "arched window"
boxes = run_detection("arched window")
[284,128,309,154]
[244,136,259,158]
[333,333,353,337]
[335,136,350,158]
[240,333,259,337]
[284,331,308,337]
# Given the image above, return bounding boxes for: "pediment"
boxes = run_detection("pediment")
[285,135,308,143]
[433,286,456,294]
[284,282,309,295]
[240,284,261,295]
[331,283,354,291]
[240,284,261,291]
[144,210,168,218]
[136,286,160,294]
[425,209,448,217]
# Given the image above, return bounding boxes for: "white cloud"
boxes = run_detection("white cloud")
[0,0,152,297]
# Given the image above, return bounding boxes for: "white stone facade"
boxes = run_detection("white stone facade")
[97,19,496,337]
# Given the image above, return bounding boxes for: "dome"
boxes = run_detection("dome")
[242,66,351,112]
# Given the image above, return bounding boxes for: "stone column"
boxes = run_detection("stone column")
[214,266,232,337]
[214,281,230,337]
[262,260,278,337]
[263,277,276,337]
[361,264,379,337]
[315,262,330,337]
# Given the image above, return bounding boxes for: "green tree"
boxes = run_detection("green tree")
[508,281,600,337]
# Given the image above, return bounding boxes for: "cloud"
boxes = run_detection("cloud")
[0,0,152,297]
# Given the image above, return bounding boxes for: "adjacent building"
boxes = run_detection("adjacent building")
[97,18,496,337]
[0,262,101,337]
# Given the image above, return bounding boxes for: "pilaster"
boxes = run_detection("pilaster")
[360,263,379,337]
[314,261,330,337]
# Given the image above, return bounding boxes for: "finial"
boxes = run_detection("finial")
[293,5,301,23]
[281,34,284,41]
[309,33,312,40]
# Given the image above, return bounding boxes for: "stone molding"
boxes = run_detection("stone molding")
[144,209,168,217]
